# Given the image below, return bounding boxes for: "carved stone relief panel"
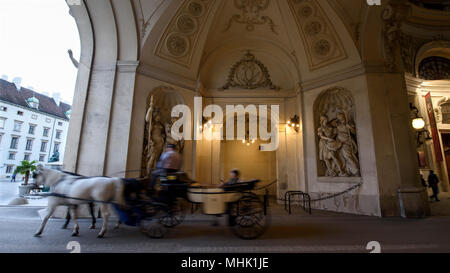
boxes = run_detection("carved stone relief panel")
[314,87,360,177]
[221,51,280,90]
[288,0,347,70]
[223,0,278,34]
[156,0,215,67]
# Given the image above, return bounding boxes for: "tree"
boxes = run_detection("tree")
[14,160,38,185]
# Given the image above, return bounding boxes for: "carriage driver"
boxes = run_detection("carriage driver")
[149,144,182,189]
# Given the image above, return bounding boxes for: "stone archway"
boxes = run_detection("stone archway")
[63,0,139,176]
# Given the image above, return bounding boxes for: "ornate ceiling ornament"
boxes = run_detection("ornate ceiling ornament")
[288,0,346,70]
[223,0,278,34]
[166,33,190,57]
[222,51,280,90]
[156,0,214,67]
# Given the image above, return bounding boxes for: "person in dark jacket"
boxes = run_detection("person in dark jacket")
[428,170,440,202]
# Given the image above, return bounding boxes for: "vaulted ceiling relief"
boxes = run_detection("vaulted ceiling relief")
[156,0,215,67]
[288,0,347,70]
[221,51,280,91]
[222,0,278,34]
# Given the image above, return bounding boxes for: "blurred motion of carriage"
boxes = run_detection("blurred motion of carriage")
[114,172,270,240]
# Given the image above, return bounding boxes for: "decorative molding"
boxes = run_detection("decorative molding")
[137,63,199,91]
[155,0,215,68]
[222,0,278,34]
[301,63,366,92]
[221,51,280,91]
[117,61,140,73]
[287,0,347,71]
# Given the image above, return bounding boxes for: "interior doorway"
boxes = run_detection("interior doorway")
[221,139,277,196]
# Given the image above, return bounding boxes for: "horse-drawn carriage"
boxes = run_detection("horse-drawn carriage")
[115,173,269,240]
[33,167,270,239]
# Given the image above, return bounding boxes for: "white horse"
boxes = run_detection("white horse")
[33,166,125,238]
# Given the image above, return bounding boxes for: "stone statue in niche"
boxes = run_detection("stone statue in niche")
[144,95,185,177]
[335,112,360,176]
[145,96,165,176]
[315,87,360,177]
[318,115,343,177]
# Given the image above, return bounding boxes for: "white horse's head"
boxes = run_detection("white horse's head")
[33,165,66,187]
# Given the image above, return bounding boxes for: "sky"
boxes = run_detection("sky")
[0,0,80,104]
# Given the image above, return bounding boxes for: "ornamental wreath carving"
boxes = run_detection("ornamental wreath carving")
[222,51,280,90]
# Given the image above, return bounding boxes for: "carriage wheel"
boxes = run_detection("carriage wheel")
[139,206,168,239]
[229,193,269,240]
[159,198,187,228]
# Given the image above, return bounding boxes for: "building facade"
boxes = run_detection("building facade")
[0,78,71,178]
[63,0,449,218]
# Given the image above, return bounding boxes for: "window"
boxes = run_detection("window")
[58,121,63,126]
[43,127,50,137]
[54,143,60,153]
[17,111,23,116]
[39,154,45,162]
[56,130,62,139]
[0,106,7,112]
[31,114,38,120]
[28,124,36,135]
[40,141,47,152]
[0,134,3,144]
[8,152,16,160]
[45,118,51,123]
[0,117,6,129]
[13,121,22,132]
[24,154,30,161]
[25,139,33,151]
[6,165,14,174]
[10,137,19,149]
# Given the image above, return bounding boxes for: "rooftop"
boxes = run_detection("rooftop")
[0,78,71,120]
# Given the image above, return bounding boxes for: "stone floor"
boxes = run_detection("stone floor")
[0,203,450,253]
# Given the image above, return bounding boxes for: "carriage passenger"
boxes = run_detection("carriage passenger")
[149,144,182,189]
[221,169,241,188]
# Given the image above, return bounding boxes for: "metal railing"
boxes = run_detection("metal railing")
[284,191,312,215]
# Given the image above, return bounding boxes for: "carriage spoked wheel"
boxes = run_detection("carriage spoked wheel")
[139,205,169,239]
[159,198,188,228]
[229,193,270,240]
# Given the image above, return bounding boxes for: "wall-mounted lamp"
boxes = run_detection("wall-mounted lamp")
[410,103,425,130]
[199,117,212,132]
[410,103,432,146]
[287,115,300,133]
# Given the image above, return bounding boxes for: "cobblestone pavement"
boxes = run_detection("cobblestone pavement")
[0,206,450,253]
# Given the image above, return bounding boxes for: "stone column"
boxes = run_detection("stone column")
[104,61,139,177]
[370,1,430,217]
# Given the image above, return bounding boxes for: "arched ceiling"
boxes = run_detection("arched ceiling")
[137,0,362,91]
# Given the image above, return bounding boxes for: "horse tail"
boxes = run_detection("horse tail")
[113,178,125,206]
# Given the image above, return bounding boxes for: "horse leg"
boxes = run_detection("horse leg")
[114,220,122,230]
[98,203,110,238]
[34,205,56,237]
[69,207,80,237]
[89,203,96,229]
[62,207,71,229]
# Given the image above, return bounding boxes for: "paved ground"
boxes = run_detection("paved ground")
[2,179,450,253]
[0,205,450,253]
[0,180,48,206]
